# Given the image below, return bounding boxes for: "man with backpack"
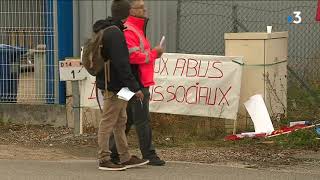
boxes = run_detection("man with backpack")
[109,0,166,166]
[85,0,149,171]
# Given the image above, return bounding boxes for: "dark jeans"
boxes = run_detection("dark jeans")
[109,87,157,159]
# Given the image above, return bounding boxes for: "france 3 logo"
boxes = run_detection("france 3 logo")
[287,11,302,24]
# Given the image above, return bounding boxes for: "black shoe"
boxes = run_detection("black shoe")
[147,156,166,166]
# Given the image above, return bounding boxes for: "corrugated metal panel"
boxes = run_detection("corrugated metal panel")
[73,0,178,56]
[145,0,178,53]
[73,0,111,56]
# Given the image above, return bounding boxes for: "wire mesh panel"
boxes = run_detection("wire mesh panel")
[0,0,57,104]
[177,1,234,54]
[177,0,320,85]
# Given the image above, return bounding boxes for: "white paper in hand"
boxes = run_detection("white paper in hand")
[117,87,135,101]
[159,36,165,47]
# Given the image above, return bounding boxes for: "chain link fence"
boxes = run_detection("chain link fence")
[176,0,320,122]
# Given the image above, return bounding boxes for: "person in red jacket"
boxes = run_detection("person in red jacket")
[110,0,165,166]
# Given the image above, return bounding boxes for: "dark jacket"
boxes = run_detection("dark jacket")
[93,17,140,93]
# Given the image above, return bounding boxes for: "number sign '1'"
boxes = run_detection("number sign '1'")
[59,58,87,81]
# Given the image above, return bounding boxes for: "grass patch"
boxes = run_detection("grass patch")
[224,129,320,150]
[0,117,11,126]
[271,128,320,149]
[287,85,320,122]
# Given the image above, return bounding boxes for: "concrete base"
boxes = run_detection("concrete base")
[0,104,67,127]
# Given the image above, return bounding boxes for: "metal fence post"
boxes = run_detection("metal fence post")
[34,44,47,103]
[176,0,182,52]
[232,5,238,33]
[72,81,81,135]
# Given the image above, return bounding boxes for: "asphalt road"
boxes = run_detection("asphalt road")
[1,159,320,180]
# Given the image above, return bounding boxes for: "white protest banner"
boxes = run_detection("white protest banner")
[149,53,243,120]
[79,53,243,119]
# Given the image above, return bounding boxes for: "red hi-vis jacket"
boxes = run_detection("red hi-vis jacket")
[124,16,158,87]
[317,0,320,21]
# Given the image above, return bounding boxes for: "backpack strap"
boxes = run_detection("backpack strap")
[96,84,103,113]
[95,61,110,113]
[105,61,110,86]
